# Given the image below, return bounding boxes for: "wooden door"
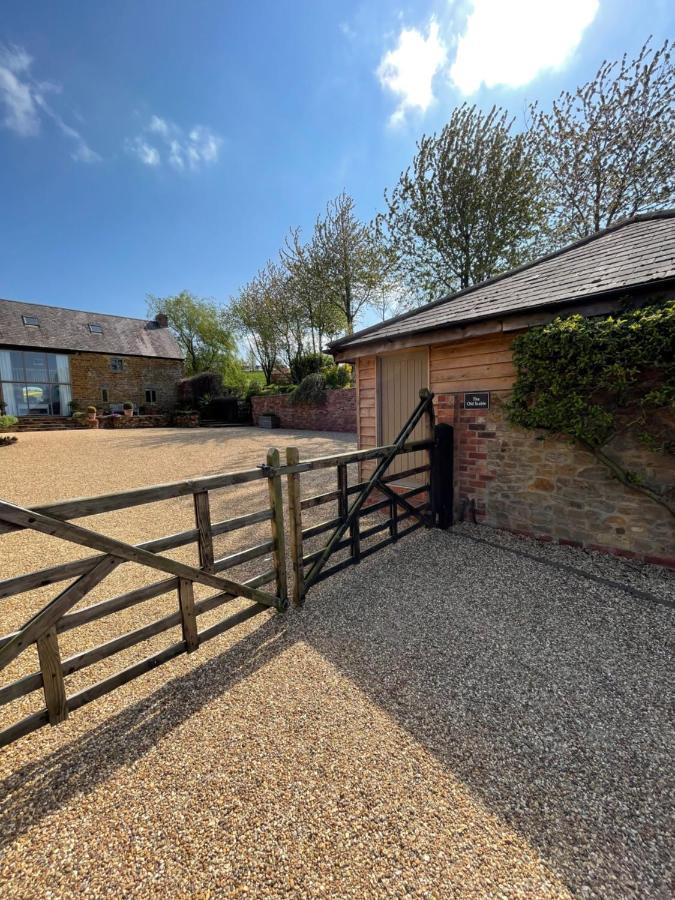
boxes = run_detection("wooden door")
[377,349,430,481]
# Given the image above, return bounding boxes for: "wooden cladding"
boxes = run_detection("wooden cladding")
[356,335,518,457]
[430,333,517,394]
[356,356,377,448]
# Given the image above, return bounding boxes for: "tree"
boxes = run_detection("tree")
[281,227,345,352]
[532,39,675,243]
[287,193,393,334]
[227,264,282,385]
[270,263,310,379]
[147,291,236,375]
[380,104,547,302]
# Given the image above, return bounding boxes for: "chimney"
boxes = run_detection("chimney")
[155,312,169,328]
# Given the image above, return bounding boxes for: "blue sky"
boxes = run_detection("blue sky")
[0,0,673,329]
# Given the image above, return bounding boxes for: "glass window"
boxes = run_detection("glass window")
[145,388,157,403]
[9,350,25,380]
[89,323,103,334]
[110,358,124,372]
[25,384,50,413]
[22,315,39,326]
[46,353,60,383]
[24,352,48,383]
[101,387,109,402]
[0,350,71,416]
[6,383,27,417]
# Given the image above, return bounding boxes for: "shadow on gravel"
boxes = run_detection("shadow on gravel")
[299,530,673,896]
[2,527,672,896]
[117,427,355,454]
[0,612,290,850]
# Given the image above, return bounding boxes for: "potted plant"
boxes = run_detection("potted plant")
[258,411,280,429]
[86,405,99,429]
[122,401,134,417]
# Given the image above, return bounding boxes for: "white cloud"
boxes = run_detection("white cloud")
[148,114,169,136]
[450,0,599,94]
[125,136,160,166]
[0,44,41,136]
[127,116,222,171]
[377,19,447,125]
[0,42,100,160]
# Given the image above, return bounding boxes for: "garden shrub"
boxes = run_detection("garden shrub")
[324,364,353,388]
[291,372,327,405]
[290,352,334,385]
[0,415,18,428]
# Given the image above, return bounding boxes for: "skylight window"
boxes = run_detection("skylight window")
[22,315,39,326]
[88,323,103,334]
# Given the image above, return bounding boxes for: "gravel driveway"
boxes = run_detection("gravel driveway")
[1,428,673,897]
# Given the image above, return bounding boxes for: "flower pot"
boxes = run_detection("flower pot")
[123,408,133,417]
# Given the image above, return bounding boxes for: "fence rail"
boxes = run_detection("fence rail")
[1,414,450,748]
[0,463,287,748]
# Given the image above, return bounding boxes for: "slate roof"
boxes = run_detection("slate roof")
[0,299,183,359]
[331,210,675,351]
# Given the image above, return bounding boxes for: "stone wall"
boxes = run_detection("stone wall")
[251,389,356,432]
[69,352,183,412]
[433,393,674,566]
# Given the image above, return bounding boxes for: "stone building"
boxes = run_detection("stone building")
[330,211,675,566]
[0,299,184,418]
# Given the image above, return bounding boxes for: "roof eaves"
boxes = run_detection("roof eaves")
[334,276,675,352]
[329,208,675,350]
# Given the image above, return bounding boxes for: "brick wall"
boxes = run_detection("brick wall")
[69,353,184,412]
[433,393,674,566]
[251,389,356,432]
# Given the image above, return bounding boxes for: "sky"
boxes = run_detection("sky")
[0,0,673,330]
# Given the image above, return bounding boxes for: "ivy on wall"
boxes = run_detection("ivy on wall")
[506,300,675,516]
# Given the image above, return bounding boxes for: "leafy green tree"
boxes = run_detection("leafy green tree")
[380,104,547,302]
[282,227,346,351]
[287,193,393,334]
[147,291,236,375]
[227,264,282,385]
[532,40,675,243]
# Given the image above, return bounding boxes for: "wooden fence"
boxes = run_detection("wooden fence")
[0,451,288,748]
[284,439,432,605]
[1,424,445,747]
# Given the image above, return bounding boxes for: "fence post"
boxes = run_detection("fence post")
[193,490,214,573]
[178,577,199,652]
[36,627,68,725]
[266,448,288,607]
[285,447,304,606]
[430,423,454,528]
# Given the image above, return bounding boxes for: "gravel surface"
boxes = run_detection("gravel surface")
[1,429,673,897]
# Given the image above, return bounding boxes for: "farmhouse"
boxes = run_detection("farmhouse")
[0,299,183,418]
[331,211,675,565]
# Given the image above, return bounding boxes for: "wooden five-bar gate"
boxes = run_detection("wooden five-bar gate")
[0,392,452,747]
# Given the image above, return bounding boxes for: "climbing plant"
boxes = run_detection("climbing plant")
[506,300,675,515]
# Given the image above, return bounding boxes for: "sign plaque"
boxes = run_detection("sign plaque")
[463,392,490,410]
